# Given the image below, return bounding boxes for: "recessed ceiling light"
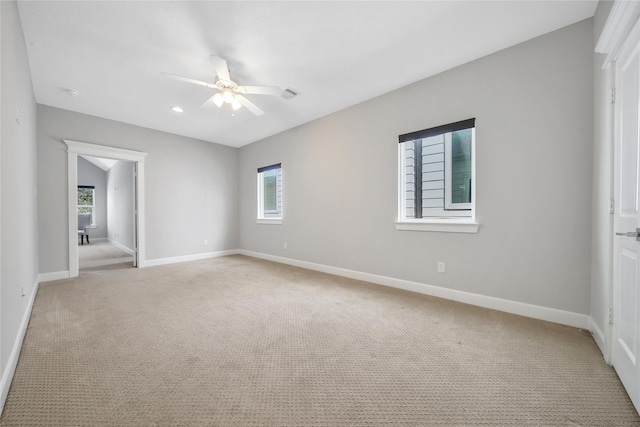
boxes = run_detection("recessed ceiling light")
[171,106,184,113]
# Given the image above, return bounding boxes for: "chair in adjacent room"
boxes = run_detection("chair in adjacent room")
[78,212,92,245]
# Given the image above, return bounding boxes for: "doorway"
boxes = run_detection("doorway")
[76,155,136,271]
[65,140,147,278]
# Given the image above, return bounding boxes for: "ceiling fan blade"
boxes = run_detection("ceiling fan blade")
[200,93,219,109]
[161,72,216,89]
[237,85,282,96]
[236,94,264,116]
[210,55,231,82]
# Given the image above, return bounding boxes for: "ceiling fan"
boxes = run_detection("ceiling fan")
[162,56,282,116]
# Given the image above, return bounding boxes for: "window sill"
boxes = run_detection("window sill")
[395,220,479,233]
[257,219,282,225]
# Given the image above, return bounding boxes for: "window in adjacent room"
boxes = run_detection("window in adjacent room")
[257,163,282,223]
[397,118,478,233]
[77,185,96,226]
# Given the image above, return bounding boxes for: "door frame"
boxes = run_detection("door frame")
[65,140,147,277]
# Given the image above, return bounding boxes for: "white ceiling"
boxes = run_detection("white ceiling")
[17,1,597,148]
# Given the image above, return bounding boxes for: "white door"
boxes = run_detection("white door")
[132,162,138,268]
[614,18,640,415]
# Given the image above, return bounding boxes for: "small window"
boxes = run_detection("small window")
[397,119,477,232]
[257,163,282,222]
[77,185,96,226]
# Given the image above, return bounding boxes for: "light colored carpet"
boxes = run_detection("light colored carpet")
[1,255,639,426]
[79,240,133,269]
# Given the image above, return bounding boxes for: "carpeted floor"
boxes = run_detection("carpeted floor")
[1,255,639,426]
[79,240,133,270]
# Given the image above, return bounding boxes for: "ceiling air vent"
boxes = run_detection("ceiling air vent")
[281,88,299,100]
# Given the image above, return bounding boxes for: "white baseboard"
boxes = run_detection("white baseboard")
[0,277,40,416]
[145,249,240,268]
[589,316,610,364]
[38,271,70,283]
[108,238,134,255]
[238,250,591,330]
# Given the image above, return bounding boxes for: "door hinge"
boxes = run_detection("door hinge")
[609,198,615,214]
[608,308,614,325]
[611,87,616,104]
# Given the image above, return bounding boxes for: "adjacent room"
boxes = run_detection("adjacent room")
[77,155,136,270]
[2,0,640,425]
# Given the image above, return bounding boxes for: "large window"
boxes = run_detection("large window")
[398,118,477,231]
[77,185,96,226]
[257,163,282,222]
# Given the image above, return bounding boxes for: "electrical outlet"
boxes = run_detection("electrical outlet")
[203,240,208,246]
[283,243,288,250]
[437,262,446,273]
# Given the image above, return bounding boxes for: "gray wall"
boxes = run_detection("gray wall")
[107,160,134,251]
[37,105,239,274]
[77,156,107,239]
[1,0,38,392]
[239,19,594,315]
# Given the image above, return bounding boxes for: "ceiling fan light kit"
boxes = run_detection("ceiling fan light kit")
[212,92,224,108]
[163,56,285,117]
[222,90,235,104]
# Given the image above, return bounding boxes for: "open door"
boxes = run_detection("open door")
[132,162,138,267]
[613,17,640,415]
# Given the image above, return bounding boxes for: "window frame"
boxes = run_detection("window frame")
[77,185,96,227]
[396,119,479,233]
[257,163,283,224]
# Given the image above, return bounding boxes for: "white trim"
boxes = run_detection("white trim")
[38,271,71,283]
[108,239,135,255]
[68,151,79,277]
[395,221,479,233]
[590,316,609,364]
[238,250,590,330]
[144,249,240,268]
[257,219,283,225]
[0,278,39,415]
[0,5,3,412]
[596,0,640,67]
[65,140,147,277]
[64,140,147,162]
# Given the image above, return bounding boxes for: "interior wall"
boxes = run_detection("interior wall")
[0,0,38,407]
[239,19,594,315]
[590,0,615,358]
[77,156,107,239]
[107,160,134,251]
[37,105,238,275]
